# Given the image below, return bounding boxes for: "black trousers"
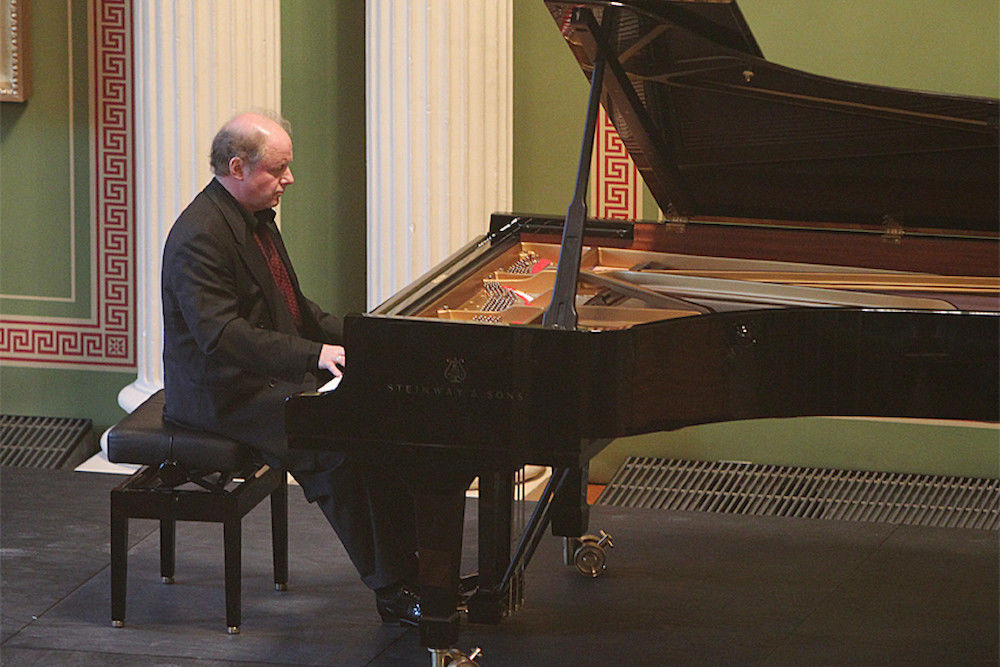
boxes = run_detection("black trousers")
[265,450,418,592]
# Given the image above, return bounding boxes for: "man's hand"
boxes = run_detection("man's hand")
[318,344,346,376]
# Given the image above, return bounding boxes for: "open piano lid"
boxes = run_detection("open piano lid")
[544,0,999,235]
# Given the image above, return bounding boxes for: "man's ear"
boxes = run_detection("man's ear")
[228,156,244,180]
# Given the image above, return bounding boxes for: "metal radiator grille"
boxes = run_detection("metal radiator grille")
[597,457,999,531]
[0,415,95,469]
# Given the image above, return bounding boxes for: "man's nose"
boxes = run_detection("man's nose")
[283,167,294,185]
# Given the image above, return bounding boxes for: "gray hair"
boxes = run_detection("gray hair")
[209,110,292,176]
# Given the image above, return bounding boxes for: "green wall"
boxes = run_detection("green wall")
[0,2,90,318]
[279,1,367,318]
[0,1,133,430]
[738,0,998,96]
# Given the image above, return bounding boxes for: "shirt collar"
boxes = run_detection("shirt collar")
[253,208,277,232]
[210,177,276,233]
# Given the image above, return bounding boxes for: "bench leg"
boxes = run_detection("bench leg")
[110,503,128,627]
[223,517,241,634]
[160,519,176,583]
[271,476,288,591]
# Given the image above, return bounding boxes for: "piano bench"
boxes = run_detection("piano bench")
[106,390,288,634]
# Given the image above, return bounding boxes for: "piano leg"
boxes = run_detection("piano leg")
[548,464,591,567]
[407,461,593,646]
[408,473,475,649]
[467,469,514,624]
[550,464,590,538]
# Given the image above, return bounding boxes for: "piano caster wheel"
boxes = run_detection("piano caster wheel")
[227,625,240,635]
[573,530,614,578]
[111,620,124,628]
[161,576,174,584]
[429,647,482,667]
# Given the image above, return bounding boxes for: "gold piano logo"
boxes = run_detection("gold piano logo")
[444,357,467,384]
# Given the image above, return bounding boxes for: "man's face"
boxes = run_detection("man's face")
[241,129,294,212]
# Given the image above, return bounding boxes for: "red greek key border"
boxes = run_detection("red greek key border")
[591,106,641,220]
[0,0,135,370]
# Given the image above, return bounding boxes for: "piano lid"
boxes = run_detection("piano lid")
[544,0,999,234]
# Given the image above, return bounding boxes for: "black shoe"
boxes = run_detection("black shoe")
[376,585,421,627]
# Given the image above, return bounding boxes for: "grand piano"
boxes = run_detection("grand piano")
[287,0,999,657]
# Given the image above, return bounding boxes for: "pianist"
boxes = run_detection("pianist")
[160,111,421,626]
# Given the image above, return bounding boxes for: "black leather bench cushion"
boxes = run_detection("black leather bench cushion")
[107,390,255,472]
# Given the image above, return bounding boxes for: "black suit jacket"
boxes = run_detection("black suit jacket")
[161,178,342,459]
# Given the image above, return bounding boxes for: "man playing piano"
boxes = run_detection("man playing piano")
[160,111,421,626]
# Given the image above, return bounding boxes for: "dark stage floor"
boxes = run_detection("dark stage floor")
[1,466,997,665]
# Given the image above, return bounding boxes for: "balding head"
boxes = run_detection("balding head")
[210,111,292,177]
[212,111,295,212]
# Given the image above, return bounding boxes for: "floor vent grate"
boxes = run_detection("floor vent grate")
[0,415,96,469]
[597,457,999,531]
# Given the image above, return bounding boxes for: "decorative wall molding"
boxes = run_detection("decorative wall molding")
[0,0,32,102]
[590,106,641,220]
[0,0,135,370]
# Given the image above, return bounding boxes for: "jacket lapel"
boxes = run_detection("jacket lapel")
[205,181,297,333]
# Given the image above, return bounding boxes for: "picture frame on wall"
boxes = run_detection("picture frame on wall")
[1,0,30,102]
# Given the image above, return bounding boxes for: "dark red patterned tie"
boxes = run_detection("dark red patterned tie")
[253,222,303,329]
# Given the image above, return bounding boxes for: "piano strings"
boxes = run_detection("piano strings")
[427,241,999,328]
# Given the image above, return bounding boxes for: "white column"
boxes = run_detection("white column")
[366,0,513,308]
[115,0,281,416]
